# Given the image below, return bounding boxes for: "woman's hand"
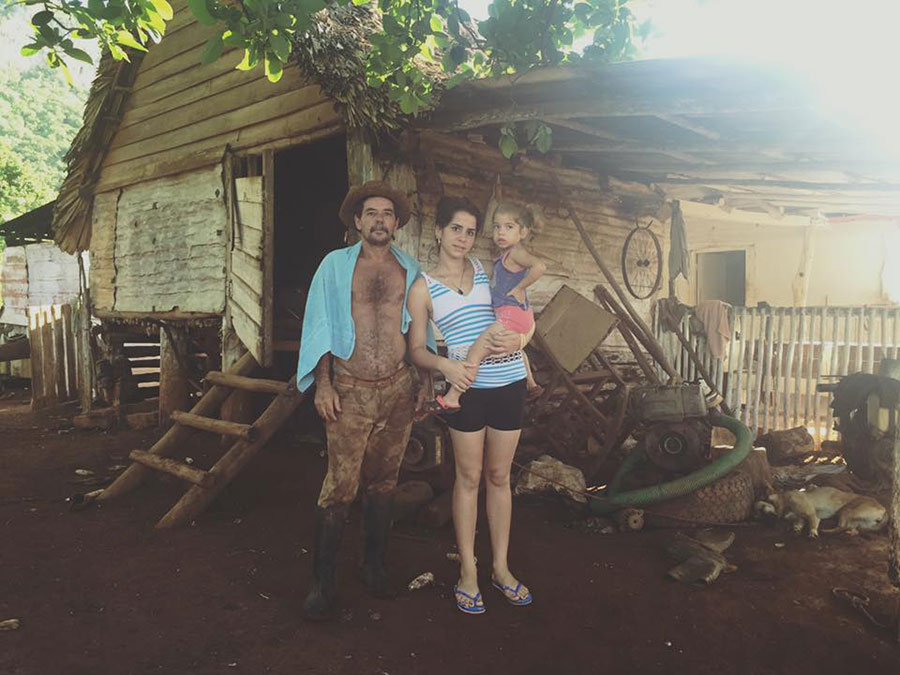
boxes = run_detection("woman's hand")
[487,328,523,355]
[440,359,477,392]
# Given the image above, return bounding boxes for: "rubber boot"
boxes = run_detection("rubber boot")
[303,505,348,621]
[361,492,397,599]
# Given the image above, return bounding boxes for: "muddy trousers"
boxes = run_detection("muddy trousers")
[305,367,414,618]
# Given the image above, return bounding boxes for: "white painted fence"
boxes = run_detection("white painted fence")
[656,305,900,444]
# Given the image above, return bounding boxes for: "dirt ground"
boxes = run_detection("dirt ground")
[2,391,899,675]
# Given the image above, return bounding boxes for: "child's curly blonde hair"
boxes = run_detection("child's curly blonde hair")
[491,201,544,238]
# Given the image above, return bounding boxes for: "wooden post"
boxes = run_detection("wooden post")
[159,325,192,429]
[61,304,77,400]
[98,351,258,503]
[219,328,256,444]
[889,426,900,643]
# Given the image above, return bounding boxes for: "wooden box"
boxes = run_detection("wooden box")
[535,285,617,373]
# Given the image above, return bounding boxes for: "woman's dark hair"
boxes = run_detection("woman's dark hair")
[435,196,483,234]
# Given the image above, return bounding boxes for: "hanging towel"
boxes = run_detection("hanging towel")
[695,299,732,360]
[295,241,435,392]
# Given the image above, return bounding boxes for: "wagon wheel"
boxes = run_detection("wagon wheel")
[621,222,662,300]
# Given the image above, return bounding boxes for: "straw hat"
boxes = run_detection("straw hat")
[338,181,411,229]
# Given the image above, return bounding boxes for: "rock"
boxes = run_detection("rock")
[514,455,587,503]
[756,426,815,465]
[408,572,434,590]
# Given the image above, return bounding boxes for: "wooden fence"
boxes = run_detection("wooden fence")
[656,305,900,444]
[27,303,81,409]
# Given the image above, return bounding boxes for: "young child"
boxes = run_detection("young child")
[436,202,547,411]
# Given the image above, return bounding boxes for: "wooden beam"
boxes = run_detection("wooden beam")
[156,388,304,528]
[548,118,715,165]
[204,371,290,395]
[655,114,721,140]
[170,410,256,440]
[129,450,215,488]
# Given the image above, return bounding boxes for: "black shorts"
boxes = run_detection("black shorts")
[444,379,527,433]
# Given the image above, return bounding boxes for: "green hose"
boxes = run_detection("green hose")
[590,414,754,515]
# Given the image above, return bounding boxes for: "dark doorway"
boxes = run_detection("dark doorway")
[697,249,746,306]
[273,135,348,345]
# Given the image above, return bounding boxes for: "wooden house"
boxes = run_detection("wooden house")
[51,2,900,423]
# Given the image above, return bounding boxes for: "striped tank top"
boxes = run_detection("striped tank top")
[422,258,527,389]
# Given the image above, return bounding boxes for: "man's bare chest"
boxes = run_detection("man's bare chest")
[351,263,406,315]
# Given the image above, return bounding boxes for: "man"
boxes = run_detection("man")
[295,181,431,621]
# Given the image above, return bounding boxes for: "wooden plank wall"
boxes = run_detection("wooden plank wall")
[228,175,267,364]
[96,0,340,195]
[388,132,669,327]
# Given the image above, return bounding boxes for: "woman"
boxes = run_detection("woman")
[407,195,533,614]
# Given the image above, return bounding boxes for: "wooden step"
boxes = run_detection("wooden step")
[204,371,291,395]
[129,450,215,488]
[122,345,160,358]
[170,410,255,440]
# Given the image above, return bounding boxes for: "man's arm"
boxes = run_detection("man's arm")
[313,353,341,422]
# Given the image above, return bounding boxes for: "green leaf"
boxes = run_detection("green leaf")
[31,10,52,26]
[269,32,291,62]
[200,34,223,64]
[352,0,369,4]
[534,125,552,153]
[87,0,104,14]
[235,49,254,70]
[187,0,217,26]
[63,46,94,64]
[264,56,283,82]
[59,62,74,86]
[499,133,518,159]
[398,92,415,115]
[429,14,442,32]
[150,0,175,21]
[222,31,245,48]
[116,30,148,51]
[20,43,42,57]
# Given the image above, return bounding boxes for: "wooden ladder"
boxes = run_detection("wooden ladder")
[97,351,305,528]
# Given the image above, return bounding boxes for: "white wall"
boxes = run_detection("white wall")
[673,201,900,307]
[91,166,228,313]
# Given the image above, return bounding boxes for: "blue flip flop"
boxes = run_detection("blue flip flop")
[491,579,533,606]
[454,585,486,614]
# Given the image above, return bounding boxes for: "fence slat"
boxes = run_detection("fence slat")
[744,309,758,427]
[772,309,784,433]
[813,307,826,444]
[733,309,746,415]
[826,310,840,441]
[783,308,797,429]
[757,313,773,434]
[866,307,877,374]
[855,308,864,373]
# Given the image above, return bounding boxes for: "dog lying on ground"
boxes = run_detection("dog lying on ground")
[757,486,888,538]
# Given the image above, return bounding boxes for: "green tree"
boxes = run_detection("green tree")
[0,64,87,203]
[0,140,45,223]
[14,0,645,117]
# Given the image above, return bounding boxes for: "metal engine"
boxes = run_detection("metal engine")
[629,384,713,473]
[819,372,899,486]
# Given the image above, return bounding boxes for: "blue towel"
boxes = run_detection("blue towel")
[296,241,434,392]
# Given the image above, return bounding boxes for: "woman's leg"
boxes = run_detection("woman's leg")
[484,426,530,599]
[449,427,487,600]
